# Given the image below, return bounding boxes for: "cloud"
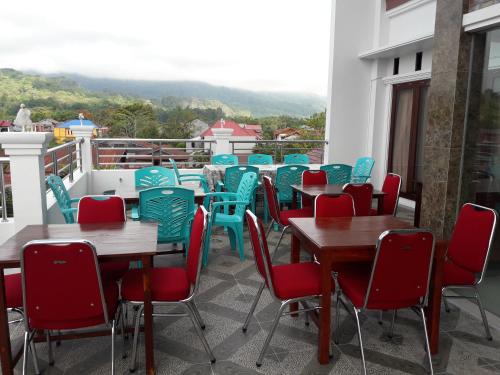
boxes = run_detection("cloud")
[0,0,331,95]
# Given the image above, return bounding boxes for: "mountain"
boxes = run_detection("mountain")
[52,73,326,118]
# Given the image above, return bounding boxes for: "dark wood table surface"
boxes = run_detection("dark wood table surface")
[0,222,159,375]
[291,184,386,214]
[288,216,445,364]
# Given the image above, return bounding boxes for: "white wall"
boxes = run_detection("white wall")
[387,0,436,44]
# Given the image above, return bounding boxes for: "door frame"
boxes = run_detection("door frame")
[387,79,430,200]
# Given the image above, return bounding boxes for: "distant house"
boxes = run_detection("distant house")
[54,119,99,142]
[0,120,13,132]
[201,119,262,156]
[274,127,300,140]
[33,119,59,132]
[186,119,209,153]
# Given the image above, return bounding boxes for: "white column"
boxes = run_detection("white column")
[70,125,94,191]
[212,128,234,155]
[0,132,53,231]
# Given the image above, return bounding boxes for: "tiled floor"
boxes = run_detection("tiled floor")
[10,211,500,374]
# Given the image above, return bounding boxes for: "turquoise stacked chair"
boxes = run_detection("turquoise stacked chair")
[169,158,209,193]
[275,165,310,207]
[211,154,238,166]
[284,154,309,165]
[215,166,260,224]
[135,166,176,188]
[46,174,80,223]
[136,186,195,251]
[351,157,375,183]
[203,172,258,266]
[248,154,273,165]
[320,164,352,184]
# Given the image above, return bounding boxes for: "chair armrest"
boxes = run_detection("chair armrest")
[215,180,224,192]
[203,192,238,208]
[211,200,250,211]
[70,198,80,204]
[179,173,206,179]
[131,206,140,220]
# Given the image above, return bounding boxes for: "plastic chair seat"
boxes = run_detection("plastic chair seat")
[5,273,22,308]
[273,262,326,300]
[338,267,420,310]
[443,259,476,286]
[30,281,119,330]
[214,213,243,224]
[279,208,313,226]
[122,268,190,302]
[100,261,130,281]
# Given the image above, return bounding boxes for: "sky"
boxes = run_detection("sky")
[0,0,332,96]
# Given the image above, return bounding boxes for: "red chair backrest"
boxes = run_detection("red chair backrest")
[365,230,434,310]
[246,210,274,290]
[77,196,126,224]
[21,240,108,330]
[302,170,328,208]
[186,206,208,287]
[343,183,373,216]
[263,176,282,225]
[381,174,401,215]
[447,203,497,275]
[315,194,355,218]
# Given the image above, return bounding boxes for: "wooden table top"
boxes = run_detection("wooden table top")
[115,185,206,200]
[289,216,414,251]
[291,184,386,197]
[0,222,159,267]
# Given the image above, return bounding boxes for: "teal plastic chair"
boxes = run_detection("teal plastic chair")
[215,166,260,215]
[211,154,238,166]
[46,174,80,223]
[169,158,209,193]
[135,166,176,188]
[284,154,309,165]
[275,165,310,207]
[320,164,352,184]
[248,154,273,165]
[203,172,258,265]
[351,157,375,183]
[136,187,195,250]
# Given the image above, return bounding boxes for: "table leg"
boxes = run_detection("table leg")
[291,189,297,209]
[426,242,445,354]
[142,256,155,375]
[377,195,384,215]
[290,234,300,315]
[318,252,332,364]
[0,270,14,375]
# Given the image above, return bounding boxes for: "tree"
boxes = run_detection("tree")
[108,103,159,138]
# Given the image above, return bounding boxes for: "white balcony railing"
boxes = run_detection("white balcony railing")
[0,157,10,222]
[44,139,83,183]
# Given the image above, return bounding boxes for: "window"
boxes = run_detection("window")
[415,52,423,71]
[393,58,400,75]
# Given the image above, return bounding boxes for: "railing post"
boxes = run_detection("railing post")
[0,132,53,231]
[212,128,234,155]
[70,125,95,191]
[0,161,8,222]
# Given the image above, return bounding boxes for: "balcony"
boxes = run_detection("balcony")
[0,131,499,375]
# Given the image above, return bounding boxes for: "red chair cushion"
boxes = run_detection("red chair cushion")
[279,207,313,226]
[337,264,420,310]
[443,259,476,286]
[5,273,22,309]
[121,268,190,302]
[100,261,130,281]
[272,262,329,300]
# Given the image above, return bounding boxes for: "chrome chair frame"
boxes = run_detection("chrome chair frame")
[20,239,121,375]
[334,229,435,375]
[243,210,322,367]
[442,203,497,340]
[125,207,215,372]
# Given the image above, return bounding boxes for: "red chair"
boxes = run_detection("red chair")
[301,170,327,208]
[77,195,129,281]
[370,173,401,216]
[442,203,497,340]
[343,183,373,216]
[121,206,215,371]
[262,176,313,258]
[21,240,121,374]
[314,193,355,218]
[243,210,332,367]
[335,229,435,375]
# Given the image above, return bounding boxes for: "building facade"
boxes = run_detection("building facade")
[326,0,500,317]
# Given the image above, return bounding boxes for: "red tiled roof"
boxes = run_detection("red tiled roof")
[0,120,12,127]
[201,120,260,138]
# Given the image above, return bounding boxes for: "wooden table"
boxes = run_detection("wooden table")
[0,222,159,375]
[291,184,386,214]
[288,216,445,364]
